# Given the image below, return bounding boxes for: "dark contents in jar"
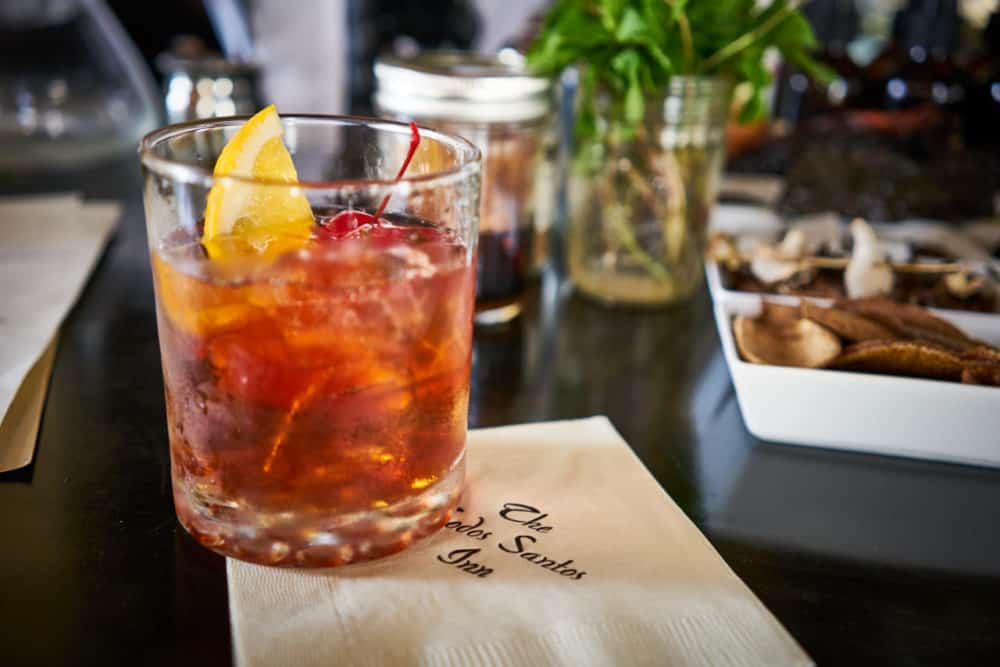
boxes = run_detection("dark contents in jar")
[476,223,534,312]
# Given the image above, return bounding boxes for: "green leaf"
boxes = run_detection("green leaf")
[737,51,771,88]
[526,0,832,139]
[641,0,670,40]
[771,11,817,51]
[576,64,599,143]
[738,88,764,123]
[645,43,673,74]
[610,48,639,76]
[615,7,647,42]
[786,49,836,85]
[599,0,628,31]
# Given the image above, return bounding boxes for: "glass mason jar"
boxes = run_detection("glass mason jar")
[375,51,558,324]
[567,77,731,306]
[140,115,480,567]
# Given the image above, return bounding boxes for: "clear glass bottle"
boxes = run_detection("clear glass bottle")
[0,0,160,172]
[374,51,556,324]
[567,77,730,306]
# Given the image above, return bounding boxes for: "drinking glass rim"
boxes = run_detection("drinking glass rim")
[139,113,482,191]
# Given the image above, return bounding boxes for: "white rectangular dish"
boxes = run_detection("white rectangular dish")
[712,296,1000,468]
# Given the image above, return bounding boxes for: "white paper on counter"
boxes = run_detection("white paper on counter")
[229,417,811,667]
[0,195,119,472]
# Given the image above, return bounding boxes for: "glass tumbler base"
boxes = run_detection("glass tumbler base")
[174,457,465,568]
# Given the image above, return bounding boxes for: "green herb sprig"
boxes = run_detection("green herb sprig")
[527,0,833,140]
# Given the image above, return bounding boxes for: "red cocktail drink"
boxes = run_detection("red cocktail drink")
[141,112,481,566]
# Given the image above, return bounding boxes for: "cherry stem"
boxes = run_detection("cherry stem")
[373,121,421,222]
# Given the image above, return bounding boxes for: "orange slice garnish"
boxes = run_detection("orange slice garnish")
[202,105,313,260]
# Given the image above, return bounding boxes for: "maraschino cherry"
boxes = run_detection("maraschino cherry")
[318,122,421,240]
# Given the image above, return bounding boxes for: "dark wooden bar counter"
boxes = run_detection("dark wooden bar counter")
[2,166,999,666]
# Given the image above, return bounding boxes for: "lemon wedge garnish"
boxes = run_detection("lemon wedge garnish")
[202,105,313,260]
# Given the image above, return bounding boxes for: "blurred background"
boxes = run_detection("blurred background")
[2,0,999,220]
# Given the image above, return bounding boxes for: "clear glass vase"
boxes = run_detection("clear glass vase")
[567,77,730,306]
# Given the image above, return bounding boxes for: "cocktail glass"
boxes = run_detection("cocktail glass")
[139,115,480,567]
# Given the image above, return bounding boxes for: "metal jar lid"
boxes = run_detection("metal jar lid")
[374,50,551,124]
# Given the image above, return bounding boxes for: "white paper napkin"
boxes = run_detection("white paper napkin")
[0,194,119,472]
[228,417,811,667]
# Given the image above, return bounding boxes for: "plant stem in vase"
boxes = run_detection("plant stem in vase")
[528,0,831,307]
